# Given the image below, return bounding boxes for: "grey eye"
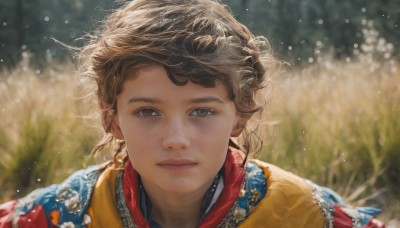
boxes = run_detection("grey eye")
[192,109,212,117]
[137,108,158,117]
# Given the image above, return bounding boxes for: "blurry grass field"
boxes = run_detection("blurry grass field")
[0,62,101,199]
[0,57,399,223]
[260,59,400,223]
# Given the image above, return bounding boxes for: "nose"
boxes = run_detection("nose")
[162,118,190,151]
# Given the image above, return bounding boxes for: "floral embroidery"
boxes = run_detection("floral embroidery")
[59,221,75,228]
[12,165,103,227]
[55,183,82,213]
[239,189,246,197]
[306,179,383,228]
[218,162,267,226]
[56,184,71,202]
[64,192,82,213]
[9,161,383,227]
[233,207,247,223]
[248,188,261,205]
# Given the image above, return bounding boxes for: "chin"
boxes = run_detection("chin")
[160,182,199,194]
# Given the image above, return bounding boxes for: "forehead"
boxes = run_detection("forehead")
[120,64,230,101]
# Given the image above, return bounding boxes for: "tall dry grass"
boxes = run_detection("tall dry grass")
[260,59,400,220]
[260,22,400,222]
[0,60,101,200]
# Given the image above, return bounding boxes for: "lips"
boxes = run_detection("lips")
[157,159,198,171]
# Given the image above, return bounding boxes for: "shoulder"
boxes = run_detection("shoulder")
[307,182,384,228]
[238,160,384,228]
[0,163,108,227]
[235,160,325,228]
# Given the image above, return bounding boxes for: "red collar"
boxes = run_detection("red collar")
[122,148,245,227]
[122,158,148,227]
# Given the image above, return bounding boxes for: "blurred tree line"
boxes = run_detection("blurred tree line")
[0,0,399,69]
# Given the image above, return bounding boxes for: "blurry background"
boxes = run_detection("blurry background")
[0,0,399,224]
[0,0,399,68]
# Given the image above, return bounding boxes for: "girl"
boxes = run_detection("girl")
[0,0,384,227]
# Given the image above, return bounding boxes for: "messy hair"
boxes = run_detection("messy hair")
[78,0,278,165]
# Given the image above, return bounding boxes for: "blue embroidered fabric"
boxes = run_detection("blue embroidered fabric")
[9,161,384,228]
[309,181,382,226]
[232,162,267,223]
[14,165,102,227]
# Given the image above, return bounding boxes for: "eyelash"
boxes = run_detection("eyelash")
[134,108,215,118]
[135,108,160,118]
[190,108,215,117]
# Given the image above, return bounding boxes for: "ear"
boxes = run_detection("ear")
[99,100,124,140]
[110,113,124,140]
[231,114,251,137]
[231,126,243,137]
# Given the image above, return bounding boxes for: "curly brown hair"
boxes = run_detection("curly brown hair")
[77,0,278,165]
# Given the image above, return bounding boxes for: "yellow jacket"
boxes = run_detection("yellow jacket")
[2,152,383,227]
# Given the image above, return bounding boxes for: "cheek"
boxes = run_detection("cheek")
[124,133,157,170]
[119,114,157,138]
[120,123,159,154]
[198,123,233,150]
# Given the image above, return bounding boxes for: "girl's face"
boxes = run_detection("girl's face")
[113,64,239,194]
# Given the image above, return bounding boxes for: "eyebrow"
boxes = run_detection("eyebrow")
[190,97,225,104]
[127,97,160,104]
[127,96,225,104]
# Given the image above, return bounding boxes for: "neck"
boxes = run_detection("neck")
[141,180,213,228]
